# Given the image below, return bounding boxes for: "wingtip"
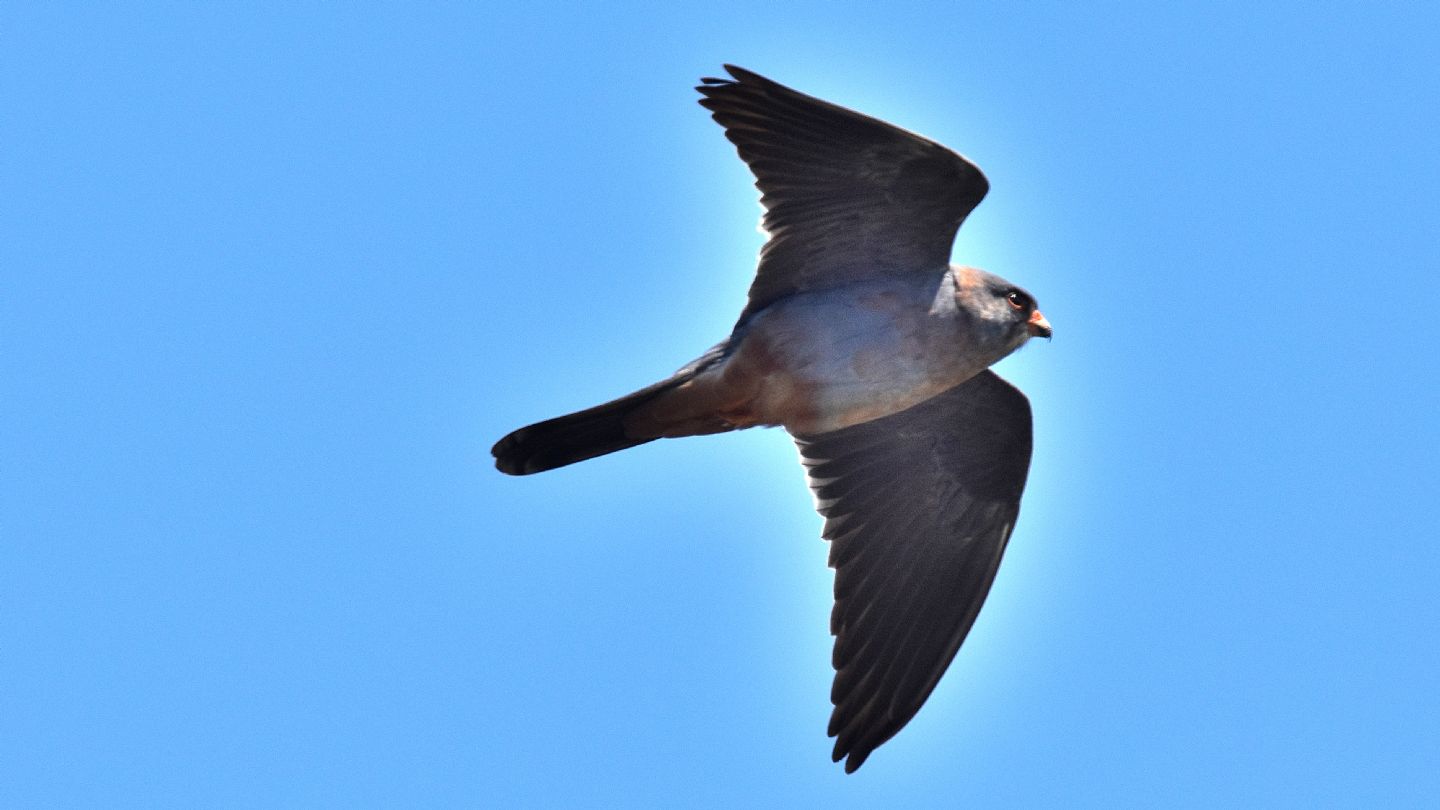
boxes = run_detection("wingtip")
[697,64,743,91]
[698,64,770,92]
[843,749,870,773]
[722,63,763,83]
[830,730,874,773]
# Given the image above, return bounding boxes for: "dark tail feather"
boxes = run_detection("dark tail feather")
[492,378,683,475]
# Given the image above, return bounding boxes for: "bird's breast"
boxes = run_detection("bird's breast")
[719,282,988,434]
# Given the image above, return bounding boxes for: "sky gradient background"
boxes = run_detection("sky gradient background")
[4,2,1438,806]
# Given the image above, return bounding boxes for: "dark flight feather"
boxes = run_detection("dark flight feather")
[697,65,989,323]
[794,370,1032,772]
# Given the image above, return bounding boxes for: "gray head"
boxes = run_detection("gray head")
[950,265,1053,356]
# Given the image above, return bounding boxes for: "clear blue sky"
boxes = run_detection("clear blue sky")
[4,2,1437,806]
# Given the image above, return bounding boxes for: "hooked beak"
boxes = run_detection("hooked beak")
[1027,310,1053,340]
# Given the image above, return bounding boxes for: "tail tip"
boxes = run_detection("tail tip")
[491,430,533,476]
[493,457,526,476]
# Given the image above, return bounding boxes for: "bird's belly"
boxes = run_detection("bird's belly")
[722,286,982,434]
[746,353,967,434]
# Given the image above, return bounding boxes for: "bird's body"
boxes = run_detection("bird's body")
[628,267,1031,438]
[493,66,1051,772]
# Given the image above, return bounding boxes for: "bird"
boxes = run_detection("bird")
[493,65,1051,773]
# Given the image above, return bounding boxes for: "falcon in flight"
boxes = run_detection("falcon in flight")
[493,65,1051,772]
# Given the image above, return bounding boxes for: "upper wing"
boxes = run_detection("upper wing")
[697,65,989,322]
[792,370,1033,772]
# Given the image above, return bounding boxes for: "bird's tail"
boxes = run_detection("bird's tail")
[495,369,726,475]
[491,380,671,475]
[494,342,738,475]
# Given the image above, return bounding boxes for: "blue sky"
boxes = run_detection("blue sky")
[4,2,1438,806]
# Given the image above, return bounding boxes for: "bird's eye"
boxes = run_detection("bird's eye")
[1005,291,1028,311]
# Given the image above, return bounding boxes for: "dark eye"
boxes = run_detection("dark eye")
[1005,290,1029,311]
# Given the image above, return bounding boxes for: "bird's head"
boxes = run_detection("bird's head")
[950,265,1052,356]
